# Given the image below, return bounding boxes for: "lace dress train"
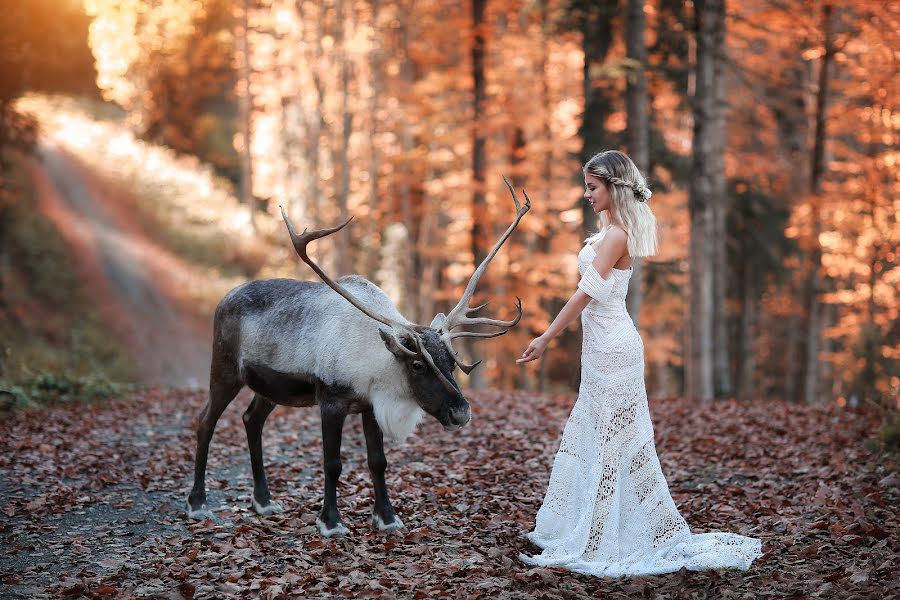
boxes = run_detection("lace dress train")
[520,241,761,577]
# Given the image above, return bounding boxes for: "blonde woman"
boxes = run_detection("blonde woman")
[517,150,761,576]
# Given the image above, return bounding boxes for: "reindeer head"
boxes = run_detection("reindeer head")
[280,176,530,432]
[378,326,469,430]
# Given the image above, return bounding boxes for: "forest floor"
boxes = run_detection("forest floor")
[0,388,896,599]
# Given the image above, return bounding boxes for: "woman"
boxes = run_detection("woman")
[517,150,761,577]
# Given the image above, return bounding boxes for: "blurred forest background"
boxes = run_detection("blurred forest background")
[0,0,896,420]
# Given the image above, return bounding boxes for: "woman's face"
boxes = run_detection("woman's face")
[584,173,610,214]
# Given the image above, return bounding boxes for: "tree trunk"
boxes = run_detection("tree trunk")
[535,0,556,392]
[709,0,732,399]
[509,127,528,389]
[712,202,733,397]
[737,260,757,402]
[803,2,834,404]
[784,315,800,401]
[471,0,487,268]
[335,0,353,275]
[687,0,724,402]
[396,0,418,320]
[776,54,810,403]
[861,186,879,404]
[625,0,648,328]
[295,0,327,241]
[237,0,255,232]
[365,0,382,280]
[579,3,616,240]
[652,321,673,397]
[468,0,488,389]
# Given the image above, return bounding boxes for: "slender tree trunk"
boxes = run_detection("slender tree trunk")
[625,0,648,328]
[509,127,527,390]
[579,3,616,240]
[468,0,488,389]
[417,139,440,324]
[653,321,672,397]
[535,0,556,392]
[779,55,810,403]
[860,257,878,405]
[365,0,382,280]
[711,206,732,398]
[0,119,9,319]
[861,182,879,404]
[335,0,353,274]
[417,211,437,324]
[687,0,724,402]
[415,141,448,328]
[280,99,297,220]
[785,315,800,400]
[471,0,487,267]
[237,0,255,231]
[737,261,757,402]
[803,3,834,404]
[0,101,8,174]
[397,0,417,320]
[710,0,732,399]
[297,0,326,239]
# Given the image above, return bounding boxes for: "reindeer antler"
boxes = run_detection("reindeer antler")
[439,177,529,352]
[280,206,461,393]
[281,207,401,329]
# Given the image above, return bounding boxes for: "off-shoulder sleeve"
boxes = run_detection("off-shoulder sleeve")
[578,263,614,303]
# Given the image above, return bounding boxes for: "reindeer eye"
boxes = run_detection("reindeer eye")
[411,360,426,372]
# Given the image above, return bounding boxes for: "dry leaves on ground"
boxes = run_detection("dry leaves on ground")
[0,389,897,598]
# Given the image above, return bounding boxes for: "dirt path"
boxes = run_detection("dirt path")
[28,140,212,388]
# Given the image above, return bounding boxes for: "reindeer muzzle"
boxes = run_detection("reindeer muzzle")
[443,404,471,431]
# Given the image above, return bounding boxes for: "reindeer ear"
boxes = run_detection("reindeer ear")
[430,313,447,330]
[379,329,410,359]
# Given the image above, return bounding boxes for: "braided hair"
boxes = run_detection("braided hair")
[602,175,652,202]
[584,150,658,257]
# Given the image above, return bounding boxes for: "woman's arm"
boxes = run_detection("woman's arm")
[517,288,592,364]
[517,227,628,364]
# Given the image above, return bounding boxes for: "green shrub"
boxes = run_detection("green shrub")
[0,372,135,410]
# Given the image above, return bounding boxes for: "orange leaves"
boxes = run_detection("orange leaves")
[0,389,897,596]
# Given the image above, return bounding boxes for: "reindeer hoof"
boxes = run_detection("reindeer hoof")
[252,498,284,516]
[316,517,349,537]
[186,502,216,521]
[372,513,405,532]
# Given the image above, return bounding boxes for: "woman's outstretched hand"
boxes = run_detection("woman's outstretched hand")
[517,336,549,364]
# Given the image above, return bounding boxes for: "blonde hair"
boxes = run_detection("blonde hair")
[584,150,658,257]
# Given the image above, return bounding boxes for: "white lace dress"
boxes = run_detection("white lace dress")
[520,239,762,577]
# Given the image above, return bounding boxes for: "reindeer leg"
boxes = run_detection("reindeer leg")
[243,394,282,516]
[187,368,242,520]
[362,408,404,532]
[317,396,349,537]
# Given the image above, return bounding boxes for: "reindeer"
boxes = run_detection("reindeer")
[187,178,530,536]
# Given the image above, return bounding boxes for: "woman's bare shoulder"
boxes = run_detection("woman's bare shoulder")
[594,225,627,249]
[607,223,628,239]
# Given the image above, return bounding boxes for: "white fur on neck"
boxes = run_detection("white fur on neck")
[371,388,424,443]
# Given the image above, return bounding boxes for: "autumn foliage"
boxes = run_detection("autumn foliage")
[1,1,898,596]
[35,0,890,408]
